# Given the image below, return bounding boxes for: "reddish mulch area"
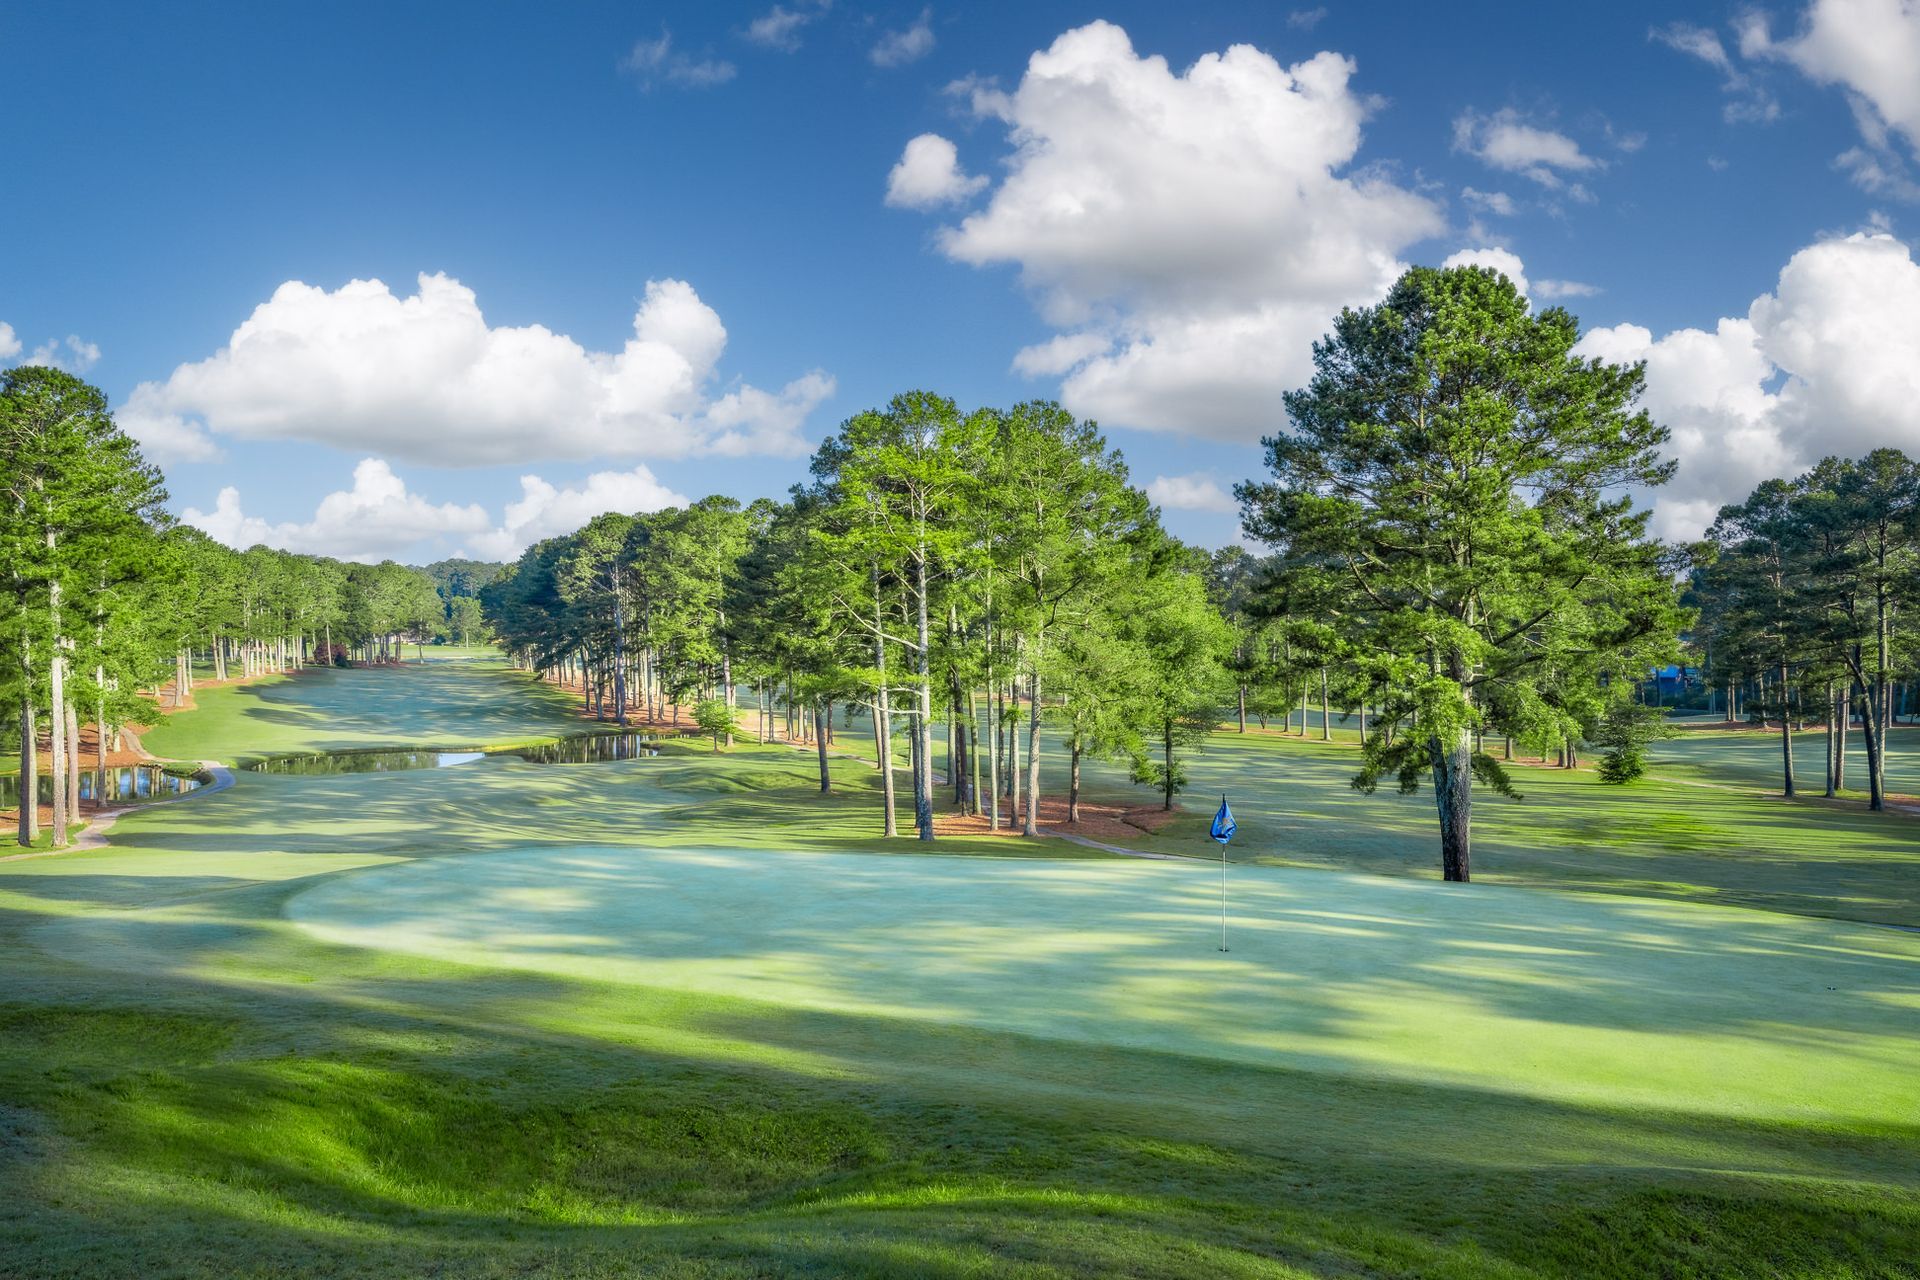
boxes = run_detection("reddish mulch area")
[14,723,152,779]
[934,795,1181,842]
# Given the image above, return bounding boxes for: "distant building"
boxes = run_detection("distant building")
[1643,664,1699,702]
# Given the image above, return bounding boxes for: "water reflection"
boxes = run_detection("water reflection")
[244,732,659,776]
[506,734,659,764]
[249,750,486,775]
[0,765,203,809]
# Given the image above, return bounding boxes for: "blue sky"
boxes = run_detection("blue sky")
[4,0,1919,560]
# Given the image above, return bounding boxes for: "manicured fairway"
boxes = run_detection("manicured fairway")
[138,646,590,762]
[289,842,1920,1125]
[6,655,1920,1277]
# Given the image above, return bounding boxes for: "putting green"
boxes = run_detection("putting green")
[289,844,1920,1128]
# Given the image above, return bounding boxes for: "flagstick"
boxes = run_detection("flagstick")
[1218,841,1228,952]
[1211,792,1234,952]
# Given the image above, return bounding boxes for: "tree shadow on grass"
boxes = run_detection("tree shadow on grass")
[2,947,1917,1280]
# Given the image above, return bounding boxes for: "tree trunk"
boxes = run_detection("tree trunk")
[721,639,735,747]
[968,701,981,819]
[1320,668,1331,741]
[1007,678,1022,827]
[873,566,897,838]
[814,703,830,793]
[1835,687,1849,790]
[1237,685,1247,733]
[66,701,81,814]
[17,677,37,847]
[913,551,935,842]
[1428,731,1472,882]
[1162,720,1176,811]
[1825,682,1838,797]
[986,672,1001,831]
[49,650,67,848]
[612,590,628,726]
[1023,667,1042,837]
[1068,734,1082,824]
[1860,678,1886,813]
[1777,661,1795,797]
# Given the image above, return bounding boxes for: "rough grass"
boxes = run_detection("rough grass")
[2,658,1918,1276]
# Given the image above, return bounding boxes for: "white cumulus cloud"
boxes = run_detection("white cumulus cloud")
[1452,107,1600,193]
[871,8,934,67]
[466,466,689,560]
[743,4,826,52]
[911,20,1443,442]
[885,133,987,209]
[1576,233,1920,539]
[1753,0,1920,148]
[1145,473,1236,513]
[183,458,690,563]
[0,322,20,361]
[183,459,491,563]
[116,273,834,468]
[1740,1,1920,196]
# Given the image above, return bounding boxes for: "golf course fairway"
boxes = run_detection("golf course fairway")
[6,654,1920,1277]
[288,843,1919,1126]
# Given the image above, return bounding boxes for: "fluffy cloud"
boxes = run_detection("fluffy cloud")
[1576,233,1920,538]
[1145,473,1235,513]
[183,459,490,562]
[871,8,934,67]
[621,31,736,88]
[1287,8,1328,31]
[1461,187,1517,216]
[0,324,100,373]
[915,20,1443,441]
[1452,107,1600,193]
[467,466,689,559]
[743,3,826,52]
[1650,21,1781,122]
[1441,247,1528,298]
[885,134,987,209]
[183,458,689,563]
[25,334,101,373]
[1754,0,1920,149]
[117,273,834,467]
[1735,1,1920,196]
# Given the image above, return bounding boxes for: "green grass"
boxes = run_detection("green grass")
[2,661,1918,1276]
[138,647,596,764]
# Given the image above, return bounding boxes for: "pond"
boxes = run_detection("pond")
[1,764,205,809]
[244,732,660,775]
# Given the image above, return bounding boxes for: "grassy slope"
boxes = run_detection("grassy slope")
[2,661,1917,1277]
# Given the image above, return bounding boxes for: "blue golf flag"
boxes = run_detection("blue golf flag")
[1210,794,1236,845]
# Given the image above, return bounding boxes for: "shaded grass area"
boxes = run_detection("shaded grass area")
[1646,722,1919,796]
[3,661,1919,1275]
[3,932,1917,1279]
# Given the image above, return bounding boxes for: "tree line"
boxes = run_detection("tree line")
[2,366,453,850]
[12,264,1914,883]
[1694,449,1920,810]
[480,393,1232,841]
